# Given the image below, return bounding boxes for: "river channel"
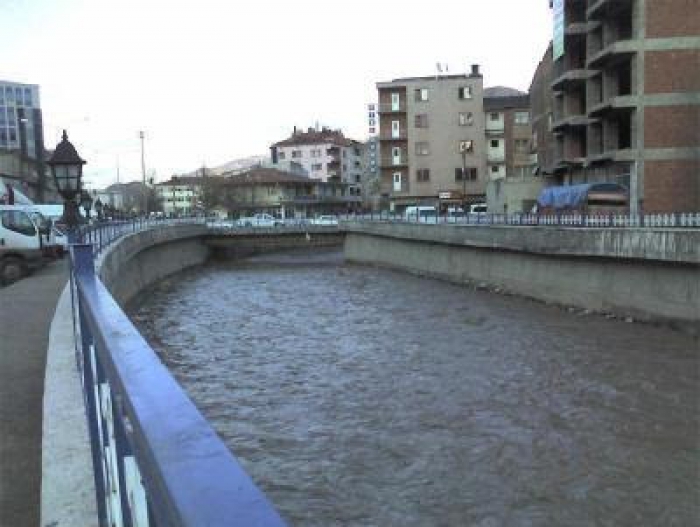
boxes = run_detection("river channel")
[128,249,698,526]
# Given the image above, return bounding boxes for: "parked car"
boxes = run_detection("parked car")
[405,206,438,223]
[235,213,280,227]
[0,205,50,284]
[312,215,339,226]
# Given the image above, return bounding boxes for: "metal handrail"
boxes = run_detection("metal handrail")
[70,239,286,525]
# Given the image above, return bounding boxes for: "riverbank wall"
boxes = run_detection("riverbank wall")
[343,222,699,331]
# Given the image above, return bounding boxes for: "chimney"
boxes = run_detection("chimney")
[471,64,480,76]
[293,125,297,135]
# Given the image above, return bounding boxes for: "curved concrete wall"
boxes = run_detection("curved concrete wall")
[99,224,210,304]
[344,223,700,331]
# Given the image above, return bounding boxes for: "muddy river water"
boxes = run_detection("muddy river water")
[129,249,698,526]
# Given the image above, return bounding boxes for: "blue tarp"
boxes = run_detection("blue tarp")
[537,184,592,209]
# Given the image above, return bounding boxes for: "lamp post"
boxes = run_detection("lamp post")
[80,189,93,223]
[47,130,86,241]
[94,198,103,221]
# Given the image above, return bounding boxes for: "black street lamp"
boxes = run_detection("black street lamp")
[80,189,93,222]
[47,130,86,234]
[94,198,103,221]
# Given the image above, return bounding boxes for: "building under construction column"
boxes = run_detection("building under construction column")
[544,0,699,213]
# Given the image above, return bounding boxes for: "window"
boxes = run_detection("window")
[291,150,302,158]
[455,168,478,181]
[415,114,428,128]
[391,120,401,138]
[515,139,529,153]
[514,111,530,124]
[391,92,400,111]
[459,86,473,99]
[23,88,32,107]
[278,151,286,160]
[342,150,347,158]
[355,174,361,183]
[368,119,376,127]
[393,172,402,191]
[369,127,375,134]
[416,169,430,182]
[368,111,376,119]
[414,88,429,102]
[459,112,473,126]
[491,165,500,173]
[490,139,500,148]
[490,112,500,121]
[415,142,430,155]
[312,163,323,171]
[459,140,474,153]
[1,210,36,236]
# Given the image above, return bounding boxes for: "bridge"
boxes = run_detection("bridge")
[10,214,699,525]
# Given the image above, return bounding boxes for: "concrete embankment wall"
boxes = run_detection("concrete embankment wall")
[99,224,210,304]
[343,222,700,329]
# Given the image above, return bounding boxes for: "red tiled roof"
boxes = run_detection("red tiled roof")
[272,129,354,148]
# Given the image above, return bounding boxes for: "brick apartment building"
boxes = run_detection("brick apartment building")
[376,66,487,211]
[533,0,699,213]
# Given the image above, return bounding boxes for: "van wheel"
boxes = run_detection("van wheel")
[0,257,26,285]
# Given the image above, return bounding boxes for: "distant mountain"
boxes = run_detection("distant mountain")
[181,154,270,177]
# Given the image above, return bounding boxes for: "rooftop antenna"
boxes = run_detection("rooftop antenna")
[436,62,442,79]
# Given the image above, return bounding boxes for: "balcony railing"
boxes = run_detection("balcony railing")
[378,103,407,113]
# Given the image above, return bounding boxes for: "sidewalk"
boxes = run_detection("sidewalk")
[0,260,68,527]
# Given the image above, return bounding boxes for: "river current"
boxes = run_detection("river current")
[128,249,698,526]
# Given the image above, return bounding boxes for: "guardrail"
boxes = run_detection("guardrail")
[76,216,207,257]
[68,226,286,526]
[342,212,700,228]
[207,212,700,230]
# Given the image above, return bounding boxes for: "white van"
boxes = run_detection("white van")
[405,206,438,223]
[0,205,49,284]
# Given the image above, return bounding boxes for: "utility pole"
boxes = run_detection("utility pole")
[139,131,148,216]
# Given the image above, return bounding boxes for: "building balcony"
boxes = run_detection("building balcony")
[487,151,505,163]
[551,68,592,90]
[379,159,409,169]
[552,114,590,131]
[588,95,636,117]
[378,133,408,141]
[564,21,589,37]
[587,0,631,20]
[587,40,636,68]
[485,125,505,135]
[378,103,407,114]
[587,148,635,165]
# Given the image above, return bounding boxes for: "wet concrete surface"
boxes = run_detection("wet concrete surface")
[129,249,699,526]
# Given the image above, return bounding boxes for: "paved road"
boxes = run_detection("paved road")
[0,260,68,527]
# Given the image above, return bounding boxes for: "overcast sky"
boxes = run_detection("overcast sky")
[1,0,553,188]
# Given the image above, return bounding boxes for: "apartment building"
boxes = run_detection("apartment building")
[0,80,57,202]
[543,0,699,213]
[155,177,200,216]
[270,127,364,198]
[484,87,549,213]
[376,65,486,212]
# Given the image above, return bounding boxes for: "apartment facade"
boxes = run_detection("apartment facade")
[376,66,487,211]
[0,80,56,202]
[270,127,364,199]
[155,177,201,216]
[544,0,699,213]
[484,87,550,213]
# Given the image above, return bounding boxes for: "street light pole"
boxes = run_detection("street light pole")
[139,130,147,216]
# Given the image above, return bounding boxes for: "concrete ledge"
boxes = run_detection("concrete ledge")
[343,222,700,264]
[41,285,98,527]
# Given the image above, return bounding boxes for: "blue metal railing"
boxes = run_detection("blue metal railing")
[69,231,286,525]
